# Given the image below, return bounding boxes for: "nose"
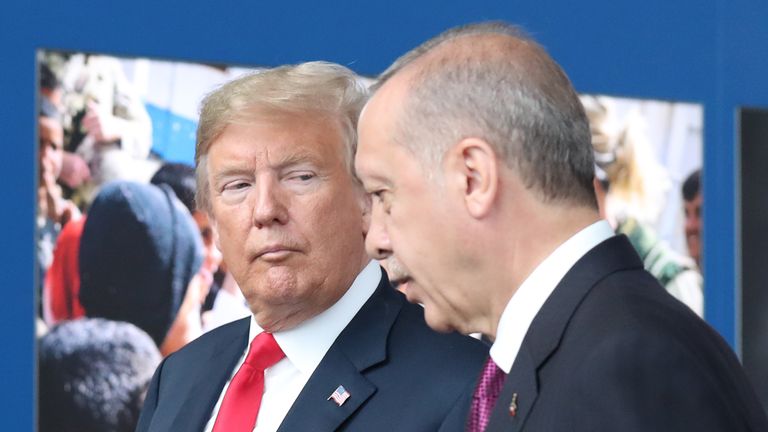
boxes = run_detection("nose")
[252,176,289,228]
[365,212,392,260]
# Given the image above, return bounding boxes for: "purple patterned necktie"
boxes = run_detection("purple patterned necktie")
[467,356,507,432]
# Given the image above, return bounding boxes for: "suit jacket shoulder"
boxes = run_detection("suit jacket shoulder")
[136,317,250,431]
[138,275,488,432]
[487,235,768,432]
[278,275,488,431]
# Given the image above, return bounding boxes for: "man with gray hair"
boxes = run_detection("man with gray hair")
[356,22,767,431]
[136,61,486,432]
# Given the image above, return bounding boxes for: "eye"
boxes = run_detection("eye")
[370,190,391,214]
[222,181,250,191]
[370,190,384,202]
[285,171,317,183]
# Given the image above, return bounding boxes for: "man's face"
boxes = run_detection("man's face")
[192,210,223,277]
[206,113,368,331]
[39,117,64,179]
[684,192,702,265]
[356,81,469,333]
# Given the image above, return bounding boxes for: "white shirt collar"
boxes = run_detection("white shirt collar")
[248,260,381,375]
[490,220,614,373]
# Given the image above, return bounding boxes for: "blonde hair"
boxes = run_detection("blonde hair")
[582,94,669,224]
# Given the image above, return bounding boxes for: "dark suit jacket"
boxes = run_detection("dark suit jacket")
[486,235,768,431]
[136,273,487,431]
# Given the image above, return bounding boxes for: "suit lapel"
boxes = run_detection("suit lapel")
[276,348,377,431]
[486,348,538,431]
[486,235,644,431]
[277,274,401,432]
[169,317,250,431]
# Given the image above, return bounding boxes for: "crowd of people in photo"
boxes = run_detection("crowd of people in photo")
[36,53,251,431]
[36,21,752,432]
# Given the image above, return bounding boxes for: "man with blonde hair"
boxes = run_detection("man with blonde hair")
[356,22,767,431]
[137,61,486,432]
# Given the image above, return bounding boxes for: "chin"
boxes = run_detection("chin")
[423,309,456,334]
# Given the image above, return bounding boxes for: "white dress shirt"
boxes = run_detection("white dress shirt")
[490,220,615,373]
[203,261,381,432]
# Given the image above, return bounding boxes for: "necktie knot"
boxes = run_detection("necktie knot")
[245,332,285,371]
[212,332,285,432]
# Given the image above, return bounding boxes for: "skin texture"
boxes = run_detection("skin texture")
[38,116,80,225]
[206,113,369,332]
[39,116,64,180]
[684,192,702,266]
[356,84,472,334]
[192,210,223,277]
[356,34,600,339]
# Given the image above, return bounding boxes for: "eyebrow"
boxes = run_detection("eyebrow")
[211,151,325,183]
[359,170,394,190]
[355,157,392,183]
[272,151,322,171]
[211,166,253,186]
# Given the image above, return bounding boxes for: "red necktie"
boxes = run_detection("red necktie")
[467,356,507,432]
[212,332,285,432]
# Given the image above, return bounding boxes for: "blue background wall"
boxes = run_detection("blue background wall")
[2,0,766,429]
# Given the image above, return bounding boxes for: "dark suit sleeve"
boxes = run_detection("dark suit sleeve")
[135,356,167,432]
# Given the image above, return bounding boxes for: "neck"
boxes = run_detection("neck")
[255,253,371,332]
[483,203,600,340]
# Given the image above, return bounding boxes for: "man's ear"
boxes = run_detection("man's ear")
[446,137,498,219]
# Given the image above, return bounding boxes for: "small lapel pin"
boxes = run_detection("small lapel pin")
[327,385,351,407]
[509,393,518,417]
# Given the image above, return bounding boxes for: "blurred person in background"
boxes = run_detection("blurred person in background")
[38,318,161,432]
[37,111,81,316]
[41,52,155,205]
[78,180,208,356]
[39,61,91,193]
[583,95,703,316]
[682,168,702,268]
[42,215,87,324]
[150,162,249,330]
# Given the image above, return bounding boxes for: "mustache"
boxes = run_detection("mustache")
[383,257,410,283]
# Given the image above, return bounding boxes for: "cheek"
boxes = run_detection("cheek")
[316,188,364,229]
[212,212,249,251]
[391,202,451,276]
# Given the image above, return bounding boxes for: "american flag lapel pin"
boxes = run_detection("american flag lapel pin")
[328,385,351,407]
[509,393,518,417]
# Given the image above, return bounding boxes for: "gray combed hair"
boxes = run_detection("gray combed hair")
[376,21,596,208]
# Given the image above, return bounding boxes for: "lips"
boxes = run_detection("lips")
[396,278,419,302]
[252,244,300,262]
[390,275,412,287]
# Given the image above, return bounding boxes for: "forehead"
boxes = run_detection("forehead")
[211,112,346,165]
[356,77,409,164]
